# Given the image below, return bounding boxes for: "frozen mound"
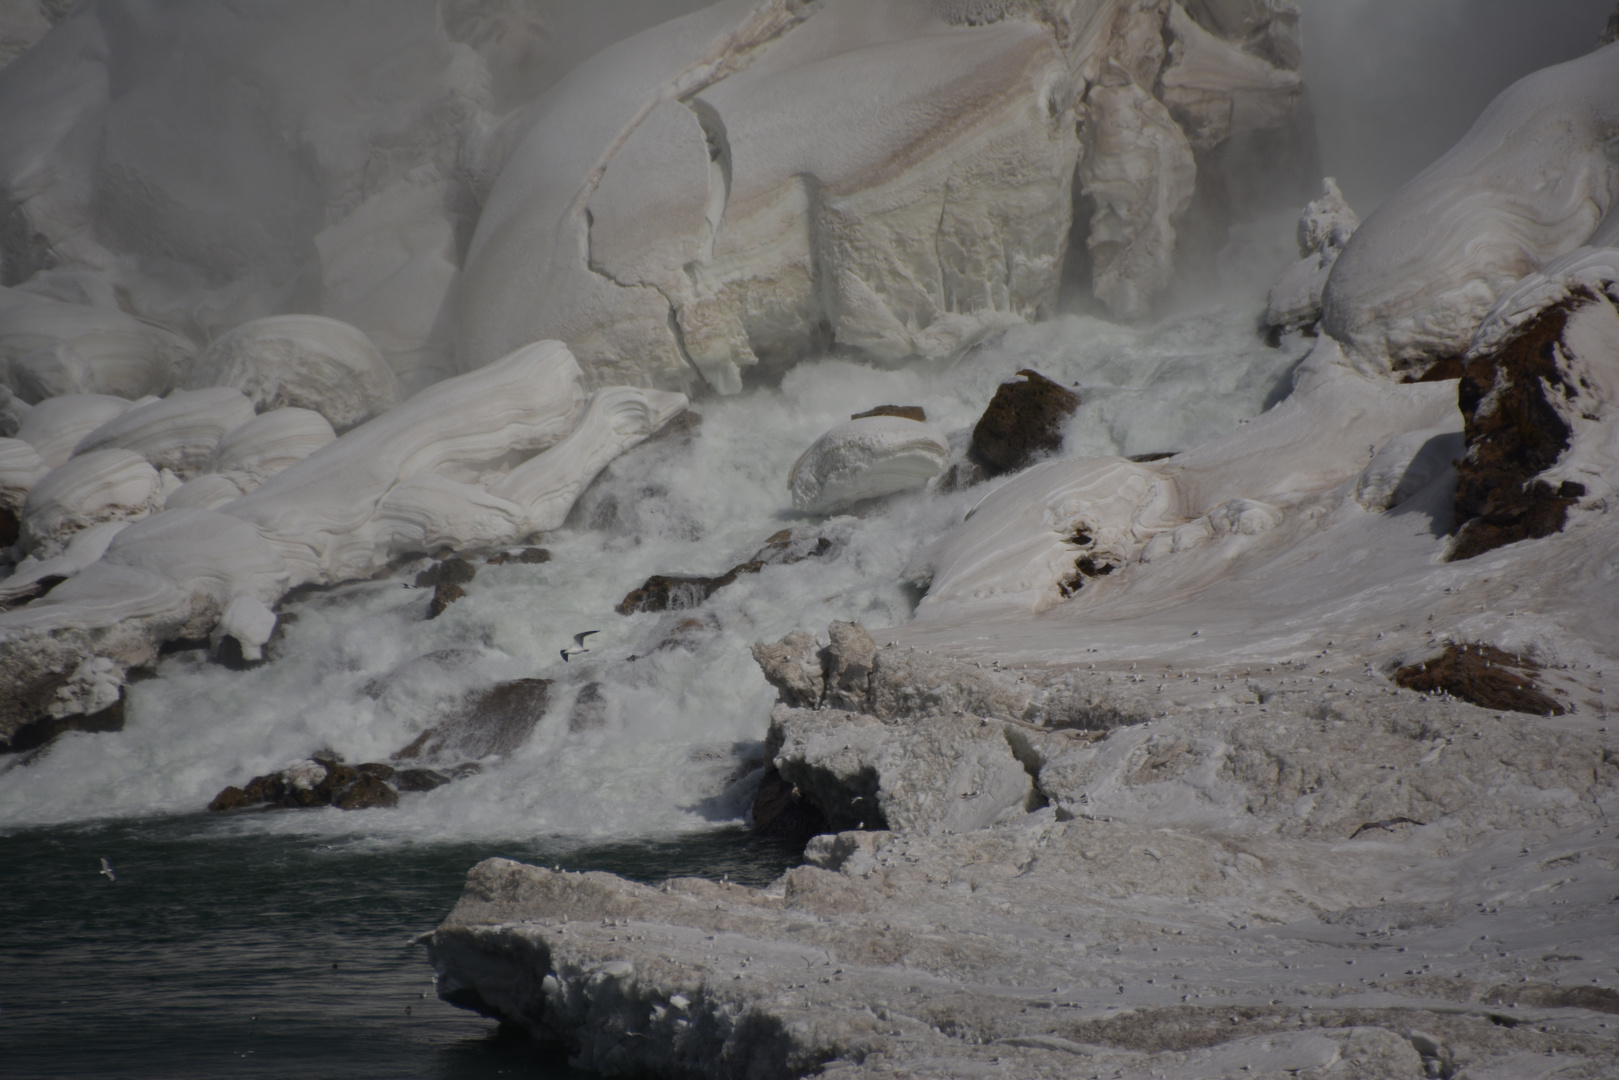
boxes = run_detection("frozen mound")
[205,407,336,493]
[13,392,135,468]
[0,519,127,606]
[453,0,1305,390]
[0,294,196,401]
[72,386,255,478]
[19,448,168,558]
[1322,41,1619,376]
[1265,176,1358,332]
[186,316,398,430]
[0,434,46,515]
[787,416,951,514]
[0,339,686,742]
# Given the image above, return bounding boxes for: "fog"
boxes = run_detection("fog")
[1299,0,1616,212]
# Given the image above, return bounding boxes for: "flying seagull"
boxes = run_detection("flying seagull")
[99,857,116,882]
[561,630,599,662]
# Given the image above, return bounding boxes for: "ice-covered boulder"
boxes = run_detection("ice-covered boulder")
[1265,177,1359,332]
[787,415,951,514]
[20,449,169,557]
[0,519,127,606]
[186,316,398,430]
[205,407,335,493]
[0,295,196,401]
[1322,42,1619,375]
[0,434,46,515]
[13,392,136,468]
[162,473,244,512]
[72,386,255,478]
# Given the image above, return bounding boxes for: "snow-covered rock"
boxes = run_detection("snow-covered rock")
[161,473,244,512]
[1322,42,1619,375]
[13,392,136,468]
[205,407,335,493]
[1266,177,1359,331]
[0,519,127,605]
[72,386,255,479]
[20,448,168,557]
[186,316,398,430]
[0,434,46,514]
[787,416,951,514]
[0,295,196,401]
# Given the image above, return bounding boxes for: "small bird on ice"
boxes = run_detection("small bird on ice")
[98,857,116,881]
[561,631,599,662]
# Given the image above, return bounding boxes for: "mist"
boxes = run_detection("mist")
[1299,0,1615,211]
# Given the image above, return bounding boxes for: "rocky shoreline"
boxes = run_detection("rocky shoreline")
[424,633,1619,1078]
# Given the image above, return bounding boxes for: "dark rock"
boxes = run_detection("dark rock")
[1392,643,1564,716]
[851,405,926,423]
[0,506,17,547]
[396,767,452,792]
[415,557,477,589]
[207,785,253,812]
[750,765,828,841]
[1127,451,1177,463]
[426,581,467,619]
[970,369,1080,474]
[356,761,395,780]
[654,615,719,653]
[1448,296,1586,560]
[616,530,831,615]
[394,678,552,761]
[212,634,264,671]
[335,772,399,810]
[486,547,551,565]
[2,694,125,755]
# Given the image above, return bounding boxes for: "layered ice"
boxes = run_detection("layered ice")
[72,386,255,478]
[0,293,197,401]
[788,416,951,514]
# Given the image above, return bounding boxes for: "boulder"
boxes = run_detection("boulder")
[394,678,552,762]
[969,369,1080,474]
[186,315,399,431]
[821,620,875,712]
[750,629,824,710]
[1265,177,1360,334]
[20,449,167,556]
[13,393,135,468]
[0,296,196,401]
[207,756,403,811]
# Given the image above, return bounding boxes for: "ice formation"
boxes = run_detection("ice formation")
[0,293,197,401]
[788,415,951,513]
[20,448,169,557]
[1265,176,1358,332]
[13,391,135,468]
[185,316,398,430]
[1322,41,1619,375]
[71,386,255,478]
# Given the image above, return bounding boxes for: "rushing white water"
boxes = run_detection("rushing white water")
[0,293,1308,838]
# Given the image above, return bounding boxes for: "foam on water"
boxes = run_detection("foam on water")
[0,303,1309,839]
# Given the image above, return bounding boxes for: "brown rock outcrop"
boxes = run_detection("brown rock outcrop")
[850,405,926,423]
[1392,643,1564,716]
[616,530,830,616]
[970,369,1080,474]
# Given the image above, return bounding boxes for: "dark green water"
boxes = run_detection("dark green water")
[0,816,801,1079]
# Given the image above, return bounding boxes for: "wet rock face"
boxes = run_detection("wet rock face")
[1449,298,1580,560]
[616,529,830,616]
[1393,643,1564,716]
[207,756,400,812]
[969,369,1080,474]
[395,677,552,761]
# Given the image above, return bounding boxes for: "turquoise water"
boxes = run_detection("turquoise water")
[0,817,800,1079]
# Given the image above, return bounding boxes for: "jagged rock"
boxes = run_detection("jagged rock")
[969,369,1080,474]
[850,405,925,423]
[1392,644,1563,716]
[334,771,399,810]
[426,582,465,618]
[616,530,829,615]
[0,692,124,755]
[394,678,551,762]
[414,556,477,589]
[767,705,1037,835]
[748,765,827,841]
[484,546,550,565]
[822,621,875,712]
[750,629,824,710]
[1448,292,1604,559]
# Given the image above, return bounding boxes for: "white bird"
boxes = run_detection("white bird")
[99,857,115,881]
[560,630,599,662]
